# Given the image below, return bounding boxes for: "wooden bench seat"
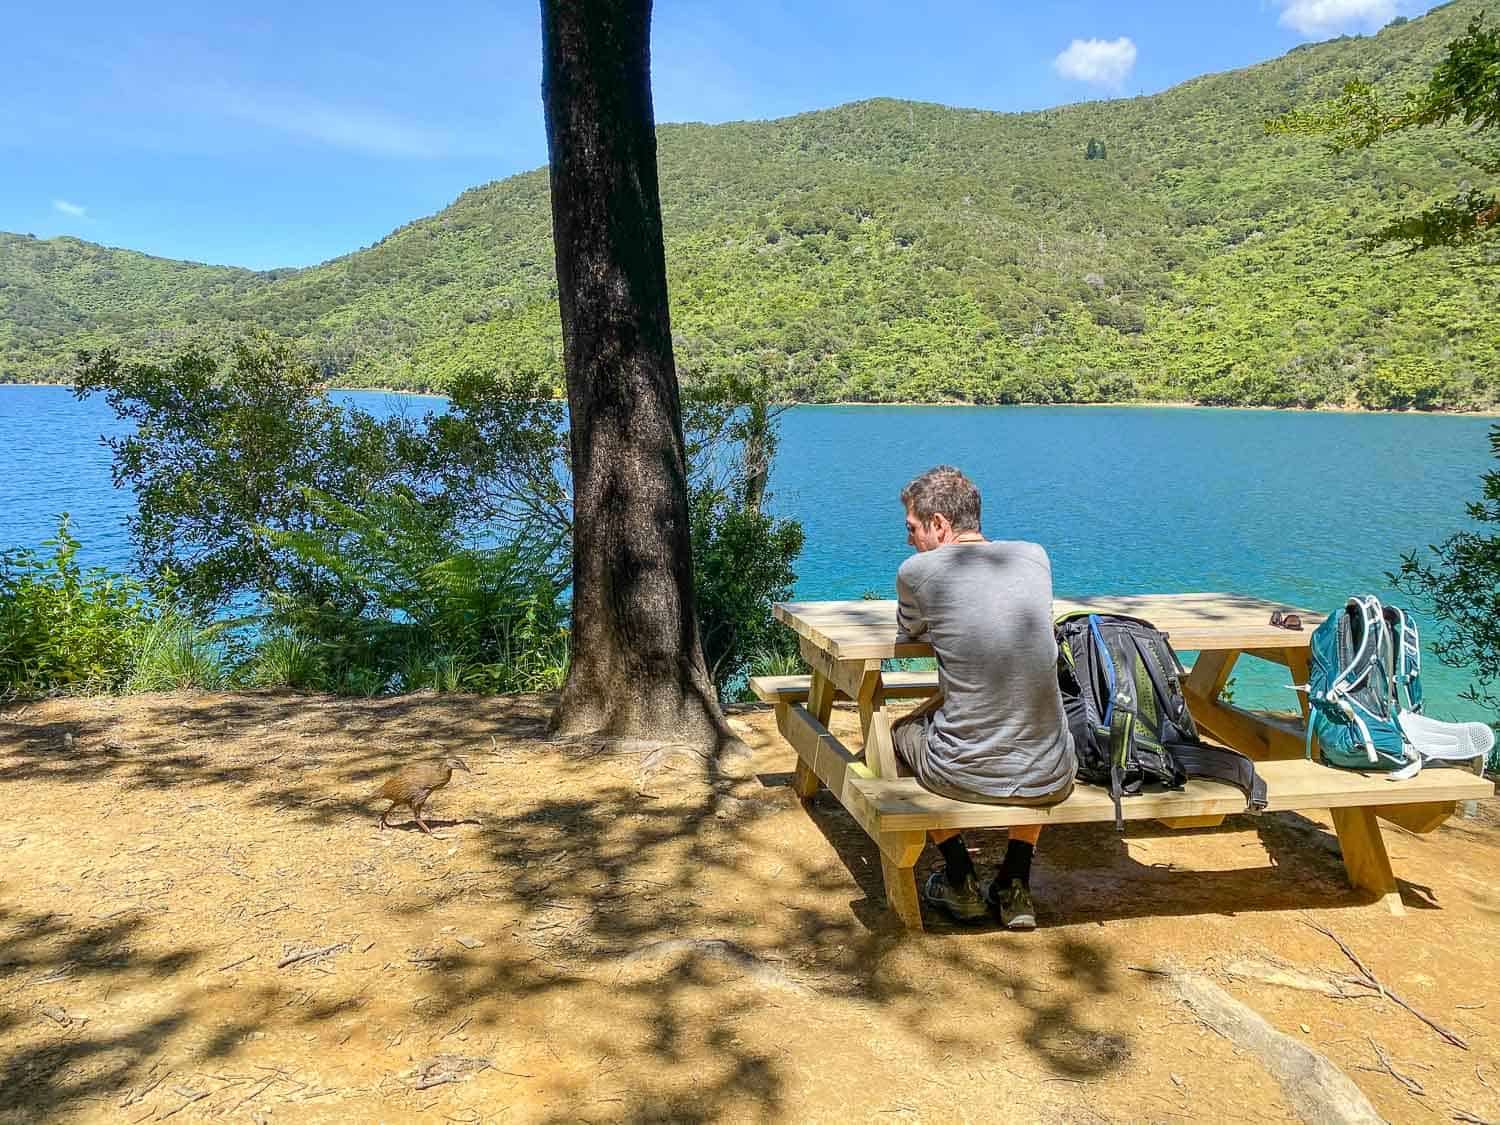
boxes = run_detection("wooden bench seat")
[774,698,1494,928]
[850,758,1493,831]
[749,670,939,705]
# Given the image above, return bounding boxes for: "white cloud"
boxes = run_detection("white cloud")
[1277,0,1398,36]
[52,199,88,218]
[1053,37,1138,88]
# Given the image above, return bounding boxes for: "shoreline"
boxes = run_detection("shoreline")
[6,380,1498,418]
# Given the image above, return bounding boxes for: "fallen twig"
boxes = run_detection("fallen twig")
[1305,921,1468,1049]
[1453,1112,1498,1125]
[406,1054,493,1091]
[1365,1038,1424,1096]
[277,942,349,969]
[155,1088,207,1120]
[217,954,255,972]
[119,1071,168,1108]
[228,1068,279,1116]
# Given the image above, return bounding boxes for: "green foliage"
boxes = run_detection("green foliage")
[690,484,804,695]
[1085,138,1107,160]
[0,516,153,697]
[1391,423,1500,765]
[248,633,323,691]
[1268,11,1498,252]
[122,609,228,694]
[5,0,1499,409]
[680,387,807,698]
[74,337,570,618]
[264,488,569,696]
[1280,9,1500,761]
[62,333,800,703]
[74,335,434,613]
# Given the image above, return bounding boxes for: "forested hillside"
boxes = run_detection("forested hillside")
[3,0,1496,408]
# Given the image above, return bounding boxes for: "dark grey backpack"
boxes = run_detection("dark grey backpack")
[1055,612,1267,829]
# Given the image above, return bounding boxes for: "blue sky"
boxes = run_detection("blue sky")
[2,0,1428,270]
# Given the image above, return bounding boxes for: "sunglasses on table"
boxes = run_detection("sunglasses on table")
[1269,610,1303,631]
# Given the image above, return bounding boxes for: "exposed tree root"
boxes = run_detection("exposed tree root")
[1170,971,1386,1125]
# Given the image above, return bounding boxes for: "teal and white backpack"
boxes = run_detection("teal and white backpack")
[1299,595,1492,776]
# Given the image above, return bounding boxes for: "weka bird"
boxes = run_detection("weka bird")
[375,756,470,835]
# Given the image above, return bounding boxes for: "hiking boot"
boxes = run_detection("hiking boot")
[985,877,1038,931]
[922,867,989,923]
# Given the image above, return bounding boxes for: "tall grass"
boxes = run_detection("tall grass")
[247,633,323,690]
[122,610,227,693]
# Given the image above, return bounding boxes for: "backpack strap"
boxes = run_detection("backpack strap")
[1088,614,1119,725]
[1107,707,1132,831]
[1094,614,1142,832]
[1129,630,1196,739]
[1166,741,1269,813]
[1388,606,1423,715]
[1320,597,1387,766]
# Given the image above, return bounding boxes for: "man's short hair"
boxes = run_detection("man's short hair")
[901,465,981,532]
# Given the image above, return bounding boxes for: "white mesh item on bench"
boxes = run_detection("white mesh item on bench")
[1398,710,1494,767]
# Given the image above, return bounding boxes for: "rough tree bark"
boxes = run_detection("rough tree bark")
[540,0,737,751]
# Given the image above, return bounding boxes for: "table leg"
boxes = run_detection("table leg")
[857,669,900,779]
[1330,806,1405,916]
[791,670,837,799]
[878,831,926,931]
[1184,648,1306,761]
[1283,647,1312,724]
[1184,648,1237,702]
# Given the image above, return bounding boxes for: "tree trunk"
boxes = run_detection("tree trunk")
[540,0,733,750]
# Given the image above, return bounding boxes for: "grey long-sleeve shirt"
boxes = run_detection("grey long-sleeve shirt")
[896,539,1076,799]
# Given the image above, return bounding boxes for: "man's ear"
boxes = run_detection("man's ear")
[930,512,953,541]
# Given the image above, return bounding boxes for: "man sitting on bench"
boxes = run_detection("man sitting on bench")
[892,466,1077,928]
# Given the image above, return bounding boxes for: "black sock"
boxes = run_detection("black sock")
[937,835,975,884]
[1000,839,1035,888]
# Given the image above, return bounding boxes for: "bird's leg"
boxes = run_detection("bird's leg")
[379,802,393,830]
[414,800,436,836]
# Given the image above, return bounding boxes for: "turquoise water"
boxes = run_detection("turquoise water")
[2,385,1494,721]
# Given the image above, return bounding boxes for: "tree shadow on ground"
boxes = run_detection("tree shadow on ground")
[1,691,1142,1122]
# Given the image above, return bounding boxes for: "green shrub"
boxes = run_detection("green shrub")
[690,486,804,695]
[1392,424,1500,769]
[264,487,569,696]
[0,517,152,698]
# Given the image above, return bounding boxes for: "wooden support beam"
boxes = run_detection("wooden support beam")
[880,851,924,931]
[797,637,878,701]
[1374,801,1456,835]
[1283,648,1312,724]
[857,669,901,779]
[1331,806,1405,916]
[1184,648,1238,704]
[777,703,876,833]
[1190,699,1307,761]
[749,672,939,705]
[778,701,822,799]
[1156,814,1227,829]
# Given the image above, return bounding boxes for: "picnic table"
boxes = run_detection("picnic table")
[752,592,1494,930]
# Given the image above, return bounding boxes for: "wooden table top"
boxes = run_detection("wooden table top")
[774,592,1325,661]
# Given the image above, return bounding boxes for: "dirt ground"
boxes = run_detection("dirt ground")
[1,690,1497,1124]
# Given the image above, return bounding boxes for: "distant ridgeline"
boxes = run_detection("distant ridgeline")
[3,0,1497,410]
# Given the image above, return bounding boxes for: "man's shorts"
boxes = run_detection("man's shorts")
[891,704,1074,807]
